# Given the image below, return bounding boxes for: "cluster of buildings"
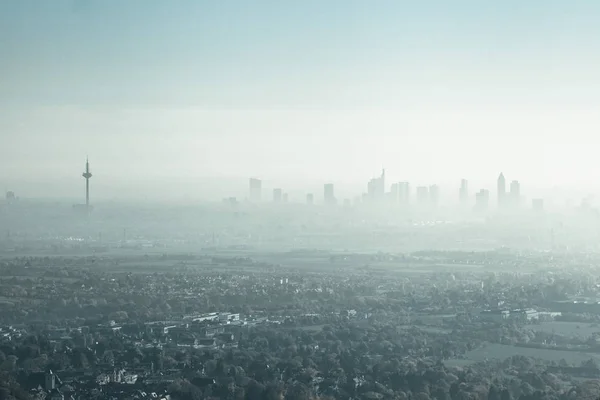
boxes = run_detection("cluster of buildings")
[246,171,544,212]
[479,308,540,323]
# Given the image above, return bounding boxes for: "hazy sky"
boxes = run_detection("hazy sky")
[2,0,600,199]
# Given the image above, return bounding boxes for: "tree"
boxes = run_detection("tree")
[244,380,265,400]
[0,356,18,372]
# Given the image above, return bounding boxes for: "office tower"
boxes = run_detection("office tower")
[475,189,490,211]
[273,188,282,203]
[306,193,314,205]
[5,191,15,202]
[532,198,544,211]
[416,186,429,205]
[459,179,469,206]
[510,180,521,207]
[282,193,288,203]
[367,169,386,202]
[324,183,336,205]
[398,182,410,205]
[367,179,376,198]
[429,185,440,207]
[249,178,262,202]
[497,173,506,208]
[82,158,93,211]
[390,183,399,203]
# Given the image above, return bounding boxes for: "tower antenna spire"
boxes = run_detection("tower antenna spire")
[82,157,93,212]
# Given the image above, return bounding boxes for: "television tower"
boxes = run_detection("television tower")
[82,158,92,209]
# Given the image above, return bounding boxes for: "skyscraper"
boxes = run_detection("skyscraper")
[416,186,429,205]
[497,173,506,208]
[324,183,336,205]
[367,169,386,202]
[249,178,262,202]
[459,179,469,206]
[475,189,490,211]
[306,193,314,205]
[390,183,399,203]
[398,182,410,205]
[273,188,282,203]
[510,180,520,207]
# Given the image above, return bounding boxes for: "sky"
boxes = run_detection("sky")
[1,0,600,200]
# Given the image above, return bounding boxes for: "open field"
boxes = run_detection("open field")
[526,321,600,339]
[445,342,600,367]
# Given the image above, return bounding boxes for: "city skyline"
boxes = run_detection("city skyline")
[245,170,533,209]
[2,1,600,192]
[3,3,600,399]
[4,162,594,208]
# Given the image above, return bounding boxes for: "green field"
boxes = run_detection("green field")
[445,342,600,367]
[526,322,600,339]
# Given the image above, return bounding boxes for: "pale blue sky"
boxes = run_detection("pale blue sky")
[1,0,600,199]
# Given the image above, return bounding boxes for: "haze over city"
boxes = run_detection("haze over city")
[3,1,600,200]
[4,3,600,400]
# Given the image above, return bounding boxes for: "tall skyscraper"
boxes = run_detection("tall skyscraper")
[306,193,314,205]
[475,189,490,211]
[510,180,520,207]
[497,173,506,208]
[429,185,440,207]
[249,178,262,202]
[273,188,282,203]
[398,182,410,205]
[324,183,336,205]
[459,179,469,206]
[367,169,386,202]
[416,186,429,205]
[390,183,399,203]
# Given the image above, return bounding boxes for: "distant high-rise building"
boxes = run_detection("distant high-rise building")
[5,191,15,202]
[416,186,429,205]
[497,173,506,208]
[390,183,399,203]
[475,189,490,211]
[249,178,262,202]
[459,179,469,206]
[532,198,544,211]
[367,169,386,202]
[273,188,282,203]
[324,183,336,205]
[510,180,520,207]
[429,185,440,207]
[306,193,314,205]
[398,182,410,205]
